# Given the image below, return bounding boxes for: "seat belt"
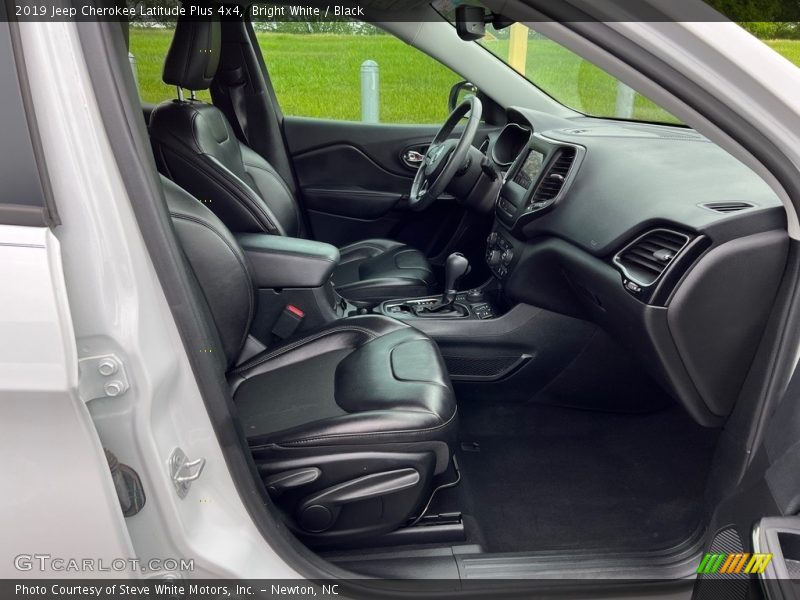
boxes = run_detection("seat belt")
[217,66,251,146]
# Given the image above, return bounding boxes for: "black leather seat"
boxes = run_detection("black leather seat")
[149,16,435,305]
[162,176,456,544]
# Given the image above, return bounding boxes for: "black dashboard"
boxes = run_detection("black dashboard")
[481,107,789,427]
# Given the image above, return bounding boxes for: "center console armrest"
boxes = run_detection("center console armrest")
[236,234,340,289]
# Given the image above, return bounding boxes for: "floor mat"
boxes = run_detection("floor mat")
[452,399,719,553]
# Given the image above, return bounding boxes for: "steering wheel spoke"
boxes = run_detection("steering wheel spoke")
[408,96,483,212]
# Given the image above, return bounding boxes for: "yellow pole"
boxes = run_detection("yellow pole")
[508,23,529,75]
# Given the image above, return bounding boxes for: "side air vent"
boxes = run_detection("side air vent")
[532,147,576,201]
[701,201,755,214]
[614,229,690,286]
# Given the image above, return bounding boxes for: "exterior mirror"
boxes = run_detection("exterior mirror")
[448,81,478,113]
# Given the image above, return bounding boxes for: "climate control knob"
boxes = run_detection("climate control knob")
[488,250,502,267]
[501,249,514,265]
[487,232,498,245]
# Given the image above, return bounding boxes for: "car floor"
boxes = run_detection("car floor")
[431,396,720,554]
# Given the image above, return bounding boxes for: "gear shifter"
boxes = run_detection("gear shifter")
[441,252,470,308]
[415,253,470,315]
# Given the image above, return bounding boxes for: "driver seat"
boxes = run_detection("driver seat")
[148,16,435,305]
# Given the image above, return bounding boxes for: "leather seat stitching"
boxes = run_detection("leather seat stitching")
[153,133,271,230]
[153,118,282,234]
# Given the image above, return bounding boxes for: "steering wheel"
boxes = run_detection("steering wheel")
[409,95,483,211]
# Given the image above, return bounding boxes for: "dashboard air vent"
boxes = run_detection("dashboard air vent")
[532,147,576,201]
[701,201,755,214]
[615,229,690,286]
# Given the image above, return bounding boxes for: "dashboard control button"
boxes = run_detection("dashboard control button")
[488,250,502,267]
[487,232,498,245]
[501,249,514,265]
[467,289,485,302]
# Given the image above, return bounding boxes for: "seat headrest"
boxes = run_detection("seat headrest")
[162,15,221,91]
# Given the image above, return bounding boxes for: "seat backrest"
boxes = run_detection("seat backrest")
[149,16,303,238]
[161,175,255,369]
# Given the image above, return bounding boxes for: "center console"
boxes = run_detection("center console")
[237,234,359,344]
[378,252,500,321]
[381,289,498,321]
[485,230,516,280]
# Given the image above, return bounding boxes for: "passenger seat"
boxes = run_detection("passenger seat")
[161,176,457,545]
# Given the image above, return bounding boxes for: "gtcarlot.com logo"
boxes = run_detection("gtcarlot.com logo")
[697,552,773,575]
[14,554,194,573]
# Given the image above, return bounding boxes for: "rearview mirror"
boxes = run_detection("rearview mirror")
[455,5,487,41]
[449,81,479,113]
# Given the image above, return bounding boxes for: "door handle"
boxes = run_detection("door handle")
[402,149,426,169]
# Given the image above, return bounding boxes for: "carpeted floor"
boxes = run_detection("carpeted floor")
[441,399,720,554]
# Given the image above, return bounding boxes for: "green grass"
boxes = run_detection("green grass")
[129,28,800,125]
[765,39,800,63]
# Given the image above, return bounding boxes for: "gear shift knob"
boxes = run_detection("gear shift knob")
[413,252,471,315]
[444,252,470,294]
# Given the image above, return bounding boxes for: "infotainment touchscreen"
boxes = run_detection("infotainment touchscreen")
[512,150,545,189]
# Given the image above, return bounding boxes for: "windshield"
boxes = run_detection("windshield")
[478,23,682,124]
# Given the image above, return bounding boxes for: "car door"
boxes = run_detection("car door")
[693,356,800,600]
[246,23,494,258]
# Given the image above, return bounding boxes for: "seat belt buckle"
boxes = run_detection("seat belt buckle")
[272,305,305,339]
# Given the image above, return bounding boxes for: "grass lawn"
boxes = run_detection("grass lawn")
[765,39,800,63]
[130,28,800,125]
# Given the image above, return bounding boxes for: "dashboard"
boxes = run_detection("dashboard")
[480,107,789,427]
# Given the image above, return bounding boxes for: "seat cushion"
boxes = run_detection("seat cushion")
[228,315,456,471]
[332,239,435,305]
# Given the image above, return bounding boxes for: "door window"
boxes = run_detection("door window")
[252,21,462,124]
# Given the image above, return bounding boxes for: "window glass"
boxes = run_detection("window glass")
[475,20,800,124]
[478,24,681,124]
[0,21,47,221]
[252,21,462,123]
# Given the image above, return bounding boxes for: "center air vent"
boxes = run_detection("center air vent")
[701,201,755,214]
[532,147,576,201]
[614,229,690,286]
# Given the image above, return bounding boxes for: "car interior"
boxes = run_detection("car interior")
[116,4,789,578]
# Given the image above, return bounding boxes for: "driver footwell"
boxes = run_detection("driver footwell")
[429,399,720,554]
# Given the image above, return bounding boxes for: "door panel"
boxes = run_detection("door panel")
[692,265,800,600]
[283,116,487,256]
